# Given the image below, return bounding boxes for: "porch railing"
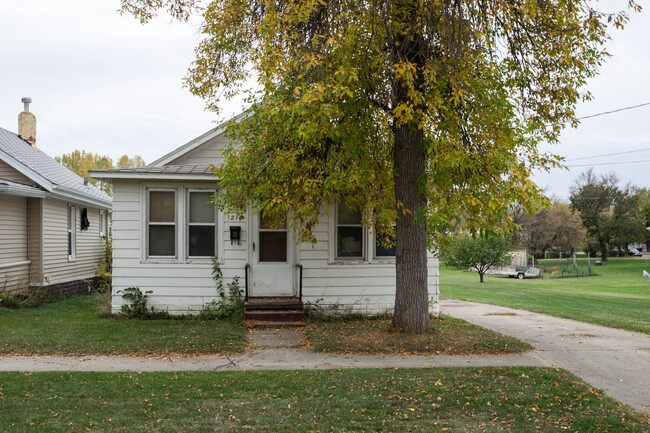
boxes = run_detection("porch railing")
[244,263,250,303]
[296,263,303,302]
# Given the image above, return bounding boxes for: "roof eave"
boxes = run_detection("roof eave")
[0,147,53,192]
[52,185,112,209]
[0,184,47,198]
[90,171,217,183]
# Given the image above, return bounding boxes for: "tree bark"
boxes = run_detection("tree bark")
[391,105,429,333]
[390,0,430,333]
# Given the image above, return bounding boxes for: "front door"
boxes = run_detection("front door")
[250,211,295,297]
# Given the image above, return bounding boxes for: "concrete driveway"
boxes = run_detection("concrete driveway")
[441,299,650,412]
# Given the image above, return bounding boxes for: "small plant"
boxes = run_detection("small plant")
[118,287,154,318]
[200,259,244,322]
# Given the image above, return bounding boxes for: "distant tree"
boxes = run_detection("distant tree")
[515,202,586,258]
[442,235,512,283]
[116,154,145,169]
[570,169,645,260]
[55,150,114,193]
[56,151,146,195]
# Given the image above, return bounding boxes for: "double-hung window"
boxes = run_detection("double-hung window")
[187,190,216,258]
[68,205,76,260]
[337,202,364,259]
[148,190,176,257]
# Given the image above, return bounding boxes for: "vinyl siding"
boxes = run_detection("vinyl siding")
[42,198,105,284]
[110,177,439,315]
[0,195,29,291]
[169,134,229,167]
[111,179,238,314]
[0,160,32,185]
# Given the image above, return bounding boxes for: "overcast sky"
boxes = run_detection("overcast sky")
[1,0,648,200]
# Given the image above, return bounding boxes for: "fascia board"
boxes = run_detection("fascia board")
[0,148,54,192]
[90,172,217,182]
[0,185,47,198]
[51,185,112,209]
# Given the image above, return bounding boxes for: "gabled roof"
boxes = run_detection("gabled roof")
[149,112,247,167]
[0,127,112,208]
[91,164,215,181]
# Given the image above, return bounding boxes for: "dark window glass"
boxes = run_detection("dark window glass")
[150,191,175,222]
[189,226,215,257]
[149,225,175,256]
[259,231,287,262]
[337,226,363,257]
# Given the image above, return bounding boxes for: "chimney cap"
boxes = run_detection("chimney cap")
[21,97,32,104]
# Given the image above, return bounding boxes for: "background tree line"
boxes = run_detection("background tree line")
[515,168,650,261]
[55,150,145,195]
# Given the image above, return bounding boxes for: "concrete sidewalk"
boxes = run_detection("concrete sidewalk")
[0,301,647,412]
[441,300,650,412]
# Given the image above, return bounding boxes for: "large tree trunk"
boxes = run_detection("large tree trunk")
[391,112,430,333]
[390,0,430,333]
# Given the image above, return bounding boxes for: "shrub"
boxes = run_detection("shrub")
[200,259,244,322]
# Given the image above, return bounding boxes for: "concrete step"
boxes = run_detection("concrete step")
[246,320,306,328]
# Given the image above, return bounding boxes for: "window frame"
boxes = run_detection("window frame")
[372,225,397,261]
[186,188,218,259]
[335,202,365,261]
[99,210,106,238]
[68,204,76,260]
[146,188,178,259]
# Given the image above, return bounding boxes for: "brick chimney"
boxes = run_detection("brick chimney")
[18,97,37,148]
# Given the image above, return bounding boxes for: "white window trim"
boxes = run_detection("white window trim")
[99,210,106,238]
[370,225,397,263]
[68,204,76,261]
[186,188,218,260]
[146,188,178,259]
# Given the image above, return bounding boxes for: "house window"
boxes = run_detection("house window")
[99,210,106,237]
[375,227,396,257]
[259,212,287,262]
[148,190,176,257]
[188,191,216,258]
[337,202,364,259]
[68,205,76,260]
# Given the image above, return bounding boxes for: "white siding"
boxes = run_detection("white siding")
[111,179,241,314]
[110,177,440,315]
[169,135,229,166]
[0,195,29,291]
[42,198,105,284]
[299,210,439,315]
[0,160,32,185]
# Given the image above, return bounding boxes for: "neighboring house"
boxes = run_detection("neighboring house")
[92,120,439,316]
[0,99,112,296]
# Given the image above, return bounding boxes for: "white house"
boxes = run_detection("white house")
[0,99,112,296]
[92,120,439,318]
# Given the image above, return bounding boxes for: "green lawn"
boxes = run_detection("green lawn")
[0,295,247,355]
[307,316,532,354]
[1,368,647,432]
[440,257,650,334]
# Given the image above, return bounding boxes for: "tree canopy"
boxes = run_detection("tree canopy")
[570,169,646,260]
[56,150,145,194]
[442,234,512,283]
[121,0,638,332]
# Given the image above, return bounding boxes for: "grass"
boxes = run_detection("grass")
[306,316,533,355]
[440,257,650,334]
[0,368,647,432]
[0,294,247,355]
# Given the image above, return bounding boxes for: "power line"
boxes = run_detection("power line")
[566,147,650,162]
[576,101,650,121]
[567,159,650,168]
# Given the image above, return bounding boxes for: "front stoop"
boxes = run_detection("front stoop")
[245,297,306,327]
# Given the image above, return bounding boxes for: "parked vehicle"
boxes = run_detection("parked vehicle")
[628,248,643,257]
